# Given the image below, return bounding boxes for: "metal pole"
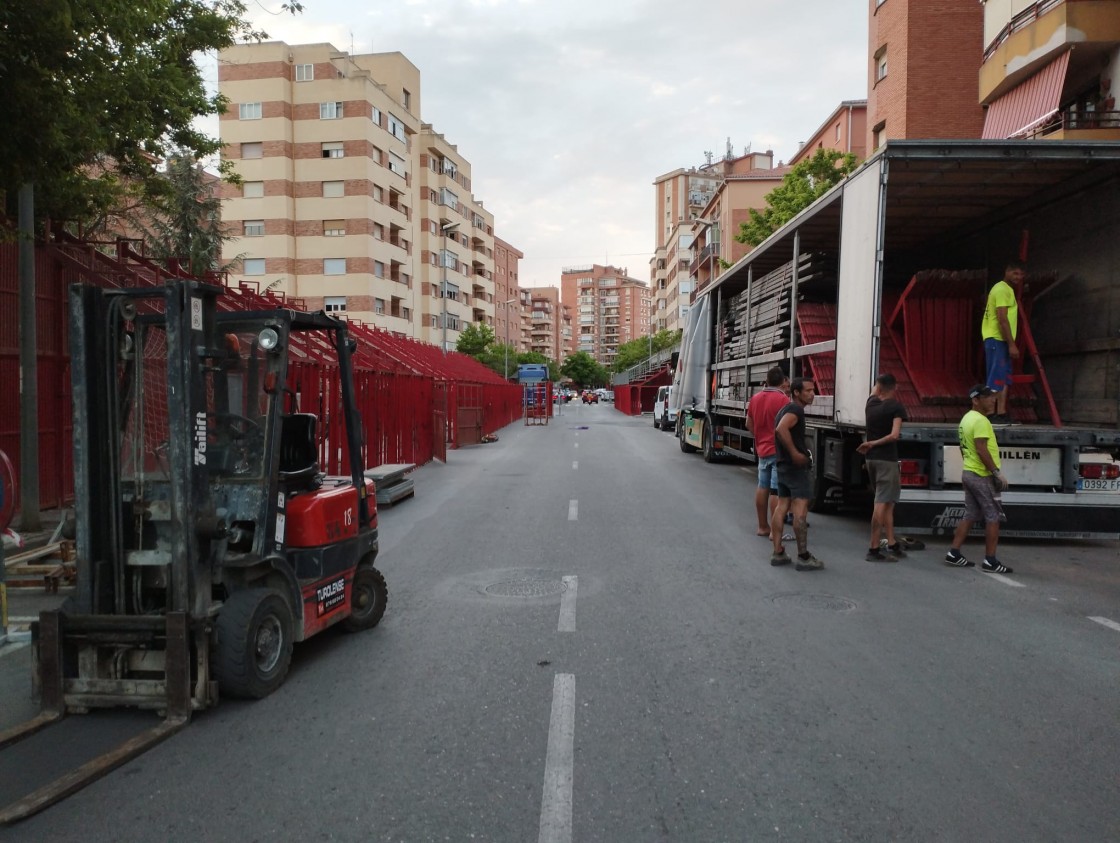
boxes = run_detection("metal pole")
[18,183,40,532]
[441,229,448,352]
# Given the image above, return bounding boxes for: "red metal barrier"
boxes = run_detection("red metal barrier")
[0,234,522,512]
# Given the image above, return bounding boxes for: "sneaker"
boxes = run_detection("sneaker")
[982,557,1013,574]
[770,550,791,567]
[944,548,975,568]
[795,553,824,571]
[885,542,907,558]
[865,548,898,562]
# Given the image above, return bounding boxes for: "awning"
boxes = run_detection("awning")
[982,50,1070,139]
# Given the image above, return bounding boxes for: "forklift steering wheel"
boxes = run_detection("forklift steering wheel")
[206,412,261,438]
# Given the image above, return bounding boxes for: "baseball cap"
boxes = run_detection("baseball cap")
[968,384,995,399]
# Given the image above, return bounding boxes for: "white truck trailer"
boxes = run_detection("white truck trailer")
[673,140,1120,539]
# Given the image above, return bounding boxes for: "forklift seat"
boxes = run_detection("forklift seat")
[278,413,320,489]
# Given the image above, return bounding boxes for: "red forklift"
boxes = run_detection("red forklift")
[1,279,387,822]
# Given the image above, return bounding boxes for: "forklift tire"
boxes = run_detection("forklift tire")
[215,588,293,699]
[343,566,388,632]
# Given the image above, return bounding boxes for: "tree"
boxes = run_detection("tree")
[735,149,858,247]
[456,323,496,357]
[611,329,682,373]
[0,1,299,226]
[561,352,608,388]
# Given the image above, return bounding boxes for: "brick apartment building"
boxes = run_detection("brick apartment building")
[217,41,515,350]
[522,286,573,363]
[559,265,650,367]
[979,0,1120,140]
[494,236,528,352]
[867,0,985,151]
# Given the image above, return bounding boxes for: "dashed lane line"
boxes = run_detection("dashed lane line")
[1089,616,1120,633]
[572,461,578,470]
[558,576,577,632]
[538,674,575,843]
[983,572,1025,588]
[567,500,578,521]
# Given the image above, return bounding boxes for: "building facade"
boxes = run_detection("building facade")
[787,100,868,167]
[493,236,527,351]
[979,0,1120,140]
[217,41,498,349]
[523,286,572,363]
[867,0,985,151]
[560,265,650,367]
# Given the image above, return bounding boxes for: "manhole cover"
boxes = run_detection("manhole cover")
[768,593,858,612]
[484,579,567,598]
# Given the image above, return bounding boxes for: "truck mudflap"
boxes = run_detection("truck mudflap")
[896,489,1120,540]
[0,610,194,824]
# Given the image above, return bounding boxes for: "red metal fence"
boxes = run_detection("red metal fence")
[0,233,523,511]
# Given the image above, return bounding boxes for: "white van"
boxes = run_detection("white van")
[653,386,676,430]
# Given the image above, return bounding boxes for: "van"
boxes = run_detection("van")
[653,386,675,430]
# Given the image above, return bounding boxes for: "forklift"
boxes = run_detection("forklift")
[0,279,387,822]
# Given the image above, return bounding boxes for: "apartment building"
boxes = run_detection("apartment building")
[494,236,527,351]
[522,286,561,362]
[979,0,1120,140]
[787,100,868,167]
[867,0,985,151]
[560,265,650,368]
[217,41,497,348]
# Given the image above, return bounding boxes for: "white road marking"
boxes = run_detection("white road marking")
[984,572,1024,588]
[558,576,577,632]
[572,461,578,470]
[538,674,575,843]
[568,500,578,521]
[1089,616,1120,633]
[573,442,579,449]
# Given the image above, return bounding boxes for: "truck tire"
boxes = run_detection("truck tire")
[702,422,716,462]
[214,588,293,699]
[807,442,840,513]
[679,425,697,454]
[343,565,388,632]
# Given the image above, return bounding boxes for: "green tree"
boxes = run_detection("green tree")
[0,1,299,225]
[611,329,682,373]
[736,149,858,247]
[561,351,608,388]
[456,323,496,357]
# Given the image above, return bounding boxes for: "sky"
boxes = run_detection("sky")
[205,0,869,289]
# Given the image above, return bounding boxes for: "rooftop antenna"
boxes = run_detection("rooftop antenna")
[725,137,733,160]
[703,150,713,166]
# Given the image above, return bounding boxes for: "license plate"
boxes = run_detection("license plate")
[1077,478,1120,492]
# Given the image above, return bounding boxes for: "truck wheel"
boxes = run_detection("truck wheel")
[679,426,697,454]
[214,588,293,699]
[702,423,717,463]
[343,566,388,632]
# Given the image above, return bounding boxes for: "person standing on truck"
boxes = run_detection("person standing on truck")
[982,261,1024,425]
[771,377,824,571]
[857,373,909,562]
[944,384,1014,574]
[746,366,790,538]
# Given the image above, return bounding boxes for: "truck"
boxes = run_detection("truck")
[672,140,1120,539]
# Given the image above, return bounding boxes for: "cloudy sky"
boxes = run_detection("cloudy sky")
[209,0,869,288]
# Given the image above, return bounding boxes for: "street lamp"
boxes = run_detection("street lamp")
[440,221,459,352]
[502,297,519,379]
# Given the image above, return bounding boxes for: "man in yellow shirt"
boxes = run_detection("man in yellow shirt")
[944,385,1013,573]
[981,261,1024,424]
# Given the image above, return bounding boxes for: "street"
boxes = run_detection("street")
[3,402,1119,842]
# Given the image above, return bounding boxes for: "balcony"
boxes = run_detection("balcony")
[689,242,720,274]
[1029,108,1120,140]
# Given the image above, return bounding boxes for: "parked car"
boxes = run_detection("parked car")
[595,388,613,402]
[652,385,677,431]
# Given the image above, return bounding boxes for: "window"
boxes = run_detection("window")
[244,220,264,237]
[241,142,263,159]
[388,151,407,177]
[402,89,411,111]
[323,220,345,236]
[373,223,384,240]
[388,114,406,142]
[324,258,346,275]
[374,261,385,278]
[440,188,458,210]
[373,185,383,202]
[322,141,344,159]
[324,296,346,313]
[430,315,440,328]
[836,123,842,141]
[875,46,888,82]
[374,298,385,315]
[873,121,887,150]
[442,158,458,178]
[243,181,264,198]
[243,258,265,276]
[442,281,459,299]
[295,64,314,82]
[371,106,382,126]
[239,102,262,120]
[320,101,343,119]
[323,180,344,198]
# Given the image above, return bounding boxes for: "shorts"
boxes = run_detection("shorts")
[775,463,813,501]
[866,459,901,504]
[757,454,778,491]
[962,470,1006,524]
[984,338,1012,392]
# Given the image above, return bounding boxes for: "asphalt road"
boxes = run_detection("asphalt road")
[2,402,1119,841]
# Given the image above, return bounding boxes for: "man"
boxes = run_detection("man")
[944,384,1013,574]
[746,366,789,538]
[857,373,908,562]
[982,261,1024,424]
[770,377,823,571]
